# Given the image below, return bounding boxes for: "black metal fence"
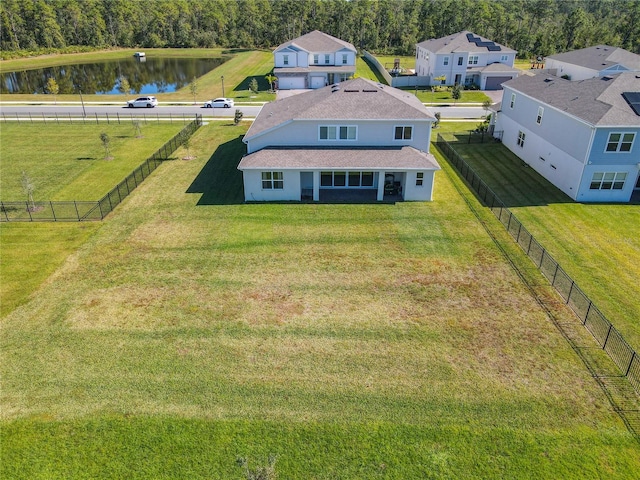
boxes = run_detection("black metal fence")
[1,115,202,222]
[1,111,201,125]
[436,134,640,395]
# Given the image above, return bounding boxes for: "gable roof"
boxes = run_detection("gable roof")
[275,30,356,54]
[416,31,516,55]
[546,45,640,72]
[244,78,433,142]
[501,72,640,126]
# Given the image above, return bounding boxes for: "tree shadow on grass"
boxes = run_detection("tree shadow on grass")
[186,133,246,205]
[234,75,270,92]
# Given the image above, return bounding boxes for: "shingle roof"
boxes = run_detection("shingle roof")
[546,45,640,72]
[501,72,640,126]
[274,65,355,74]
[238,146,441,170]
[275,30,356,54]
[416,31,516,54]
[244,78,434,141]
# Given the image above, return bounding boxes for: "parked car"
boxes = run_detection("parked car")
[205,98,234,108]
[127,96,158,108]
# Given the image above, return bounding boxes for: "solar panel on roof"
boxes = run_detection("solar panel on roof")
[622,92,640,116]
[487,45,502,51]
[466,33,475,41]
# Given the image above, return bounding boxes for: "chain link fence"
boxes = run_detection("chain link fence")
[436,134,639,395]
[1,115,202,222]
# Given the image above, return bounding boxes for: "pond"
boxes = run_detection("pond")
[0,56,227,95]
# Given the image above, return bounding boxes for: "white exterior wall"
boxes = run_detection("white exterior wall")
[545,59,598,80]
[242,169,301,202]
[246,120,432,154]
[495,114,586,200]
[404,170,436,201]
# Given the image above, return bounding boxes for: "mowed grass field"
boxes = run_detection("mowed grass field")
[443,138,640,351]
[0,122,185,200]
[1,123,639,478]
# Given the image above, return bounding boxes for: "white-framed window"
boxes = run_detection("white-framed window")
[342,54,348,64]
[348,171,374,187]
[394,126,413,140]
[262,171,283,189]
[325,54,330,64]
[319,125,357,140]
[313,54,319,64]
[322,171,373,187]
[517,130,526,147]
[510,93,516,109]
[605,132,635,152]
[500,55,508,62]
[590,172,628,190]
[443,56,449,66]
[283,55,289,65]
[416,172,424,186]
[536,106,544,125]
[458,57,464,66]
[468,55,479,65]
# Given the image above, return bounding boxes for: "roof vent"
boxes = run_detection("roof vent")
[344,89,360,92]
[544,78,554,83]
[602,76,613,81]
[362,89,378,93]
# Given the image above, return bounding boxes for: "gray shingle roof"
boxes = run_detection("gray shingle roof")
[244,78,434,141]
[275,30,356,53]
[546,45,640,71]
[416,31,516,54]
[501,72,640,126]
[274,65,355,74]
[238,146,441,170]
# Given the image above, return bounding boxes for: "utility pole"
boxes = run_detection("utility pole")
[221,76,225,97]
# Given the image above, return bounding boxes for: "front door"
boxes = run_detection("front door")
[454,74,462,85]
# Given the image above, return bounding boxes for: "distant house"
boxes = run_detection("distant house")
[492,72,640,203]
[415,31,519,90]
[545,45,640,81]
[273,30,357,90]
[238,78,441,202]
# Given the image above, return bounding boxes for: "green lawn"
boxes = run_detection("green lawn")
[0,123,185,200]
[441,138,640,351]
[1,123,638,478]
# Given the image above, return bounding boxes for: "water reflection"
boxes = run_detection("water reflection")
[1,56,227,95]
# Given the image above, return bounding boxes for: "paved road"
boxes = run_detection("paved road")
[0,103,485,120]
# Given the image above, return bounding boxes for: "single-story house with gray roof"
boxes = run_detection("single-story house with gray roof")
[545,45,640,81]
[238,78,441,202]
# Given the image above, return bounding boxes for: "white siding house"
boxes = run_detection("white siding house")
[415,31,518,89]
[493,73,640,203]
[545,45,640,81]
[238,78,441,202]
[273,30,357,90]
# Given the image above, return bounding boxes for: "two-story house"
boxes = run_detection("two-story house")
[273,30,357,90]
[492,72,640,202]
[238,78,441,202]
[415,31,519,90]
[545,45,640,81]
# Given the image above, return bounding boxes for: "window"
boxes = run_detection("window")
[501,55,508,62]
[443,56,449,66]
[416,172,424,186]
[458,57,464,66]
[510,93,516,109]
[342,54,348,65]
[394,126,413,140]
[468,55,479,65]
[283,55,289,65]
[313,54,319,64]
[319,125,356,140]
[606,132,635,152]
[590,172,628,190]
[321,171,373,187]
[536,106,544,125]
[325,54,330,64]
[517,131,526,147]
[321,172,333,186]
[333,171,346,186]
[361,172,374,186]
[262,171,283,189]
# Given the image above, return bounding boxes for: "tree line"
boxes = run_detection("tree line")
[1,0,639,59]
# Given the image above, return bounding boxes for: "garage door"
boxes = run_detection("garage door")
[310,76,325,89]
[485,76,512,90]
[278,76,305,90]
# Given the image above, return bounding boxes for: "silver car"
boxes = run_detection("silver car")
[205,98,234,108]
[127,96,158,108]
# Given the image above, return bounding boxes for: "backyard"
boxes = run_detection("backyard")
[438,137,640,352]
[1,123,639,478]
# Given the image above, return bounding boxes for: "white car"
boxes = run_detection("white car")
[127,96,158,108]
[205,98,234,108]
